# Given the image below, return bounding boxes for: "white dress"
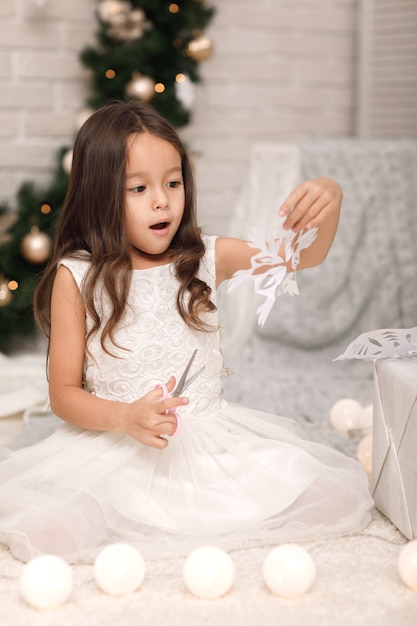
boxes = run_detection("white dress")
[0,236,373,562]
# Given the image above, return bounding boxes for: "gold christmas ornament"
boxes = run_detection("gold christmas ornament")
[20,227,52,264]
[99,0,149,42]
[126,73,155,102]
[98,0,129,24]
[0,276,12,308]
[186,34,213,61]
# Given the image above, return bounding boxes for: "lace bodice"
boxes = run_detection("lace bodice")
[3,241,373,564]
[59,236,226,417]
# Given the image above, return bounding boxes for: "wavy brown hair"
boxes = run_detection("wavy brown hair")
[34,100,215,355]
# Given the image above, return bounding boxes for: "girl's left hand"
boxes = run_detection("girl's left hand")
[278,176,343,233]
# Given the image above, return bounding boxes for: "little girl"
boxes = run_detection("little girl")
[0,101,373,563]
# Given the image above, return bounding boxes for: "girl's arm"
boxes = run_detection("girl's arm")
[48,266,188,449]
[216,177,342,285]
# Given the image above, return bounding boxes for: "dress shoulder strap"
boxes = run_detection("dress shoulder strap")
[58,252,91,291]
[199,235,218,291]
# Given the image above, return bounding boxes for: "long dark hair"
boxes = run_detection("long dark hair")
[34,100,215,354]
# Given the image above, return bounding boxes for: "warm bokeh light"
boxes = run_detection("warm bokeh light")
[40,203,51,214]
[8,280,18,291]
[154,83,165,93]
[105,69,116,79]
[175,73,185,83]
[169,3,179,13]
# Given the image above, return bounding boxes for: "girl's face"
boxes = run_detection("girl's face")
[125,131,185,268]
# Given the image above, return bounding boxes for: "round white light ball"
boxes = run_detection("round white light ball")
[19,554,73,610]
[357,433,373,475]
[263,544,316,598]
[329,398,363,433]
[398,540,417,591]
[183,546,235,599]
[94,543,146,596]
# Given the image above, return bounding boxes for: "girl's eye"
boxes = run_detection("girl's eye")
[167,180,181,188]
[130,185,145,193]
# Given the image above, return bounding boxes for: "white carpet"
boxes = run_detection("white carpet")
[0,504,414,626]
[0,346,416,625]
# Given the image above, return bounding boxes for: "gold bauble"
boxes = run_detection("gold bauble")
[0,277,12,307]
[20,227,52,264]
[126,73,155,102]
[186,34,213,61]
[99,1,148,42]
[98,0,129,24]
[108,8,148,41]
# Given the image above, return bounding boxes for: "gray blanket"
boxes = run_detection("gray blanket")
[222,139,417,454]
[259,139,417,348]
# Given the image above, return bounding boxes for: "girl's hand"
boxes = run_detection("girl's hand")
[121,376,189,449]
[279,176,343,233]
[215,177,342,284]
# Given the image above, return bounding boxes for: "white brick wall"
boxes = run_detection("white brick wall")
[182,0,357,233]
[0,0,95,204]
[0,0,356,234]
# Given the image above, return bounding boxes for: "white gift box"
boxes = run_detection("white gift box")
[371,357,417,539]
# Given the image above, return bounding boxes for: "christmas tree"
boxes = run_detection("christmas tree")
[0,0,215,352]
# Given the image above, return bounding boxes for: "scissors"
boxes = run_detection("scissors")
[156,349,204,437]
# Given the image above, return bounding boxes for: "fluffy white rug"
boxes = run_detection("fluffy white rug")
[0,346,416,625]
[0,509,413,626]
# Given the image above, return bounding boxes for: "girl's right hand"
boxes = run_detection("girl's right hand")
[122,376,189,449]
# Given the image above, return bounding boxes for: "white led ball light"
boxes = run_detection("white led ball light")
[398,540,417,591]
[357,433,373,475]
[19,554,74,610]
[94,543,146,596]
[329,398,363,433]
[183,546,235,599]
[263,544,316,598]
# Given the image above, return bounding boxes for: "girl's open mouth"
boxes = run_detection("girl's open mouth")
[150,222,169,230]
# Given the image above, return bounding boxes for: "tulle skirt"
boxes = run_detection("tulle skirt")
[0,402,373,563]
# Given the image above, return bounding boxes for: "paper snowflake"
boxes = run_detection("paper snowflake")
[227,222,318,326]
[335,327,417,361]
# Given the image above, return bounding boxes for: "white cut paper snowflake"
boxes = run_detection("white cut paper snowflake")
[227,222,318,326]
[334,327,417,361]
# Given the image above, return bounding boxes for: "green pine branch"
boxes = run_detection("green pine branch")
[0,0,215,352]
